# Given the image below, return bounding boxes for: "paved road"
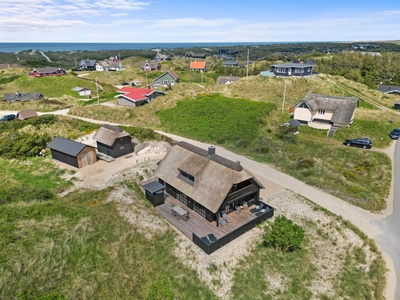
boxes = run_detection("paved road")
[372,141,400,300]
[1,109,397,299]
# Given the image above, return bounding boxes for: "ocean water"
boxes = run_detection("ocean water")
[0,42,288,53]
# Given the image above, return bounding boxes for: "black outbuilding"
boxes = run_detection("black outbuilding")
[141,180,166,206]
[93,124,134,158]
[47,136,97,168]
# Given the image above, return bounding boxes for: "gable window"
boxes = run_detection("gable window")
[318,109,325,115]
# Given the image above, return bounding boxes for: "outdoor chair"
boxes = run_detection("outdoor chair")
[235,206,241,214]
[217,212,226,226]
[201,236,211,245]
[255,208,267,217]
[208,233,217,243]
[221,210,231,223]
[243,201,248,210]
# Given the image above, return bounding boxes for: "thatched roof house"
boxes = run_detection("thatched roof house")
[293,92,358,129]
[93,124,134,158]
[155,141,264,222]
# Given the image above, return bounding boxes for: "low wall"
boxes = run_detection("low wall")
[193,204,274,254]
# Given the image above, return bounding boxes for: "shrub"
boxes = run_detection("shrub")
[264,216,305,253]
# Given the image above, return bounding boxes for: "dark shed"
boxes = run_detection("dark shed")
[47,136,97,168]
[394,100,400,110]
[141,180,166,206]
[93,124,134,158]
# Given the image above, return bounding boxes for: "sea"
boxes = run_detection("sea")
[0,42,292,53]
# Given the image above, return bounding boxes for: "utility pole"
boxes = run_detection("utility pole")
[145,70,148,87]
[282,80,286,113]
[246,49,249,80]
[96,77,99,106]
[201,69,203,84]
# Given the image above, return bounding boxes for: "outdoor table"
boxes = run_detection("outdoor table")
[171,206,188,220]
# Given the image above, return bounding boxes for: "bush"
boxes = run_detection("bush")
[264,216,305,253]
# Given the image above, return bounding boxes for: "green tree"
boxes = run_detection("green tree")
[264,215,305,253]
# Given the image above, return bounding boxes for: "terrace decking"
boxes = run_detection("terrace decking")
[155,195,263,240]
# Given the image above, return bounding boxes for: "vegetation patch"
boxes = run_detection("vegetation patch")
[157,94,275,144]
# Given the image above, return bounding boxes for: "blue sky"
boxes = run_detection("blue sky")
[1,0,400,42]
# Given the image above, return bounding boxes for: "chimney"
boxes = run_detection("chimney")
[236,161,241,165]
[207,146,215,157]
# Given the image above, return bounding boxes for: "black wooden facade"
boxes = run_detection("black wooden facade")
[97,135,133,158]
[159,178,261,223]
[271,63,313,77]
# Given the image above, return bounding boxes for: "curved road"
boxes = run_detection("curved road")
[1,110,398,299]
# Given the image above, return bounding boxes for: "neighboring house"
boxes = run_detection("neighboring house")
[16,109,38,120]
[116,87,166,107]
[185,52,206,59]
[155,141,266,222]
[96,56,124,71]
[190,61,206,71]
[378,85,400,94]
[47,136,97,168]
[152,70,179,87]
[360,51,382,57]
[293,92,358,129]
[71,86,92,96]
[222,61,239,67]
[28,67,66,77]
[271,63,313,77]
[394,100,400,110]
[74,59,97,71]
[139,61,161,71]
[216,76,241,85]
[1,92,43,102]
[93,124,134,158]
[154,52,171,61]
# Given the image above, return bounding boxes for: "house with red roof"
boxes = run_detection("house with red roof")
[190,61,206,71]
[117,87,166,107]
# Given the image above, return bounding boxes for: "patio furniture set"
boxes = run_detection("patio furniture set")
[171,205,190,221]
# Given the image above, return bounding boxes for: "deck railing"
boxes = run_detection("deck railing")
[193,203,274,254]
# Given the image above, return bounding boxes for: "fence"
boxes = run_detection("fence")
[193,204,274,254]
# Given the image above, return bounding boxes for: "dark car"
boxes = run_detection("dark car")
[343,138,372,149]
[389,128,400,140]
[121,81,129,86]
[0,114,16,122]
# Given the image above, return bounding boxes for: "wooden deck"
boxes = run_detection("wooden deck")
[155,195,259,240]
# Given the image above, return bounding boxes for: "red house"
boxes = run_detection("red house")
[117,87,165,107]
[28,67,66,77]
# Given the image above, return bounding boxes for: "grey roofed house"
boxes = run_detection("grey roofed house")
[2,92,43,102]
[216,76,241,84]
[139,61,161,71]
[293,92,358,128]
[271,62,314,77]
[79,59,97,69]
[47,136,97,168]
[48,137,89,157]
[378,85,400,94]
[155,141,264,216]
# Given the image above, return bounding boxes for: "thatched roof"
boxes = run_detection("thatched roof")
[295,92,358,124]
[93,124,131,146]
[155,141,264,214]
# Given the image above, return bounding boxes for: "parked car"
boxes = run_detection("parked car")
[343,138,372,149]
[389,128,400,140]
[0,114,16,122]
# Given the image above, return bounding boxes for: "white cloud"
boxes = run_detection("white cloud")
[151,18,236,28]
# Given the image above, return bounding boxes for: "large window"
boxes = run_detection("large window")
[318,109,325,115]
[194,202,206,218]
[176,190,188,205]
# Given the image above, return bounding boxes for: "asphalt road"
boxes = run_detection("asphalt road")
[372,140,400,300]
